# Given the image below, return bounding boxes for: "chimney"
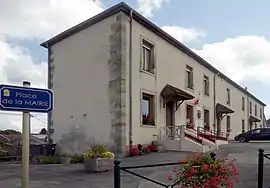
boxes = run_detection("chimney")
[245,87,248,91]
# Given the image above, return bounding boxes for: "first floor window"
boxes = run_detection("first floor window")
[141,39,155,73]
[141,93,155,125]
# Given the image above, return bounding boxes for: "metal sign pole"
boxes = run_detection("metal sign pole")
[21,81,31,188]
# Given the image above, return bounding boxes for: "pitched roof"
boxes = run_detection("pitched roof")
[40,2,266,107]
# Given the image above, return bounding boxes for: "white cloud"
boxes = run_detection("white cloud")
[138,0,170,18]
[265,105,270,119]
[162,27,270,118]
[0,0,104,40]
[194,36,270,85]
[0,37,48,133]
[0,0,104,132]
[162,26,205,43]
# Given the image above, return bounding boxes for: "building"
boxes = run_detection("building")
[266,118,270,127]
[41,2,266,155]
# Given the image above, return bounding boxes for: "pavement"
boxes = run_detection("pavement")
[0,142,270,188]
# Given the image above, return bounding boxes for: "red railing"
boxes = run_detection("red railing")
[197,127,229,141]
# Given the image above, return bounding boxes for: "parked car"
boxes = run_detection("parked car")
[234,128,270,142]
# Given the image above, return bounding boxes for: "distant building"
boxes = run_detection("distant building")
[267,118,270,127]
[41,2,266,155]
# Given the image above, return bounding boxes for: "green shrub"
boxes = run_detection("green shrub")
[70,155,84,163]
[83,143,114,159]
[34,155,60,164]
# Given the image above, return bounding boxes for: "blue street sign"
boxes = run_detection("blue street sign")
[0,84,53,113]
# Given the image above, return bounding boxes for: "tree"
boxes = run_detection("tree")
[0,129,21,135]
[40,128,48,134]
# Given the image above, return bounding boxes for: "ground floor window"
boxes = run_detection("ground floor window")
[226,116,231,132]
[204,109,210,130]
[186,105,194,128]
[141,92,155,125]
[242,120,245,133]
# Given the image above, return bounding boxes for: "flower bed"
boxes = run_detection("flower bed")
[83,143,114,172]
[168,153,239,187]
[129,144,158,156]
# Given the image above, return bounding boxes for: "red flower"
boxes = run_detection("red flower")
[169,153,239,187]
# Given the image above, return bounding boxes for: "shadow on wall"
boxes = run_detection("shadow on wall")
[56,124,94,156]
[56,123,115,156]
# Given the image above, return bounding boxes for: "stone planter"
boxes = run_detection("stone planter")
[60,156,71,165]
[84,158,114,172]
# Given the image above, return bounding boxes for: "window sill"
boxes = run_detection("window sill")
[140,69,156,77]
[185,86,194,92]
[203,94,210,98]
[141,124,156,128]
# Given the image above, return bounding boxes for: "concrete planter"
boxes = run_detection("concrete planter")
[84,158,114,172]
[60,156,71,165]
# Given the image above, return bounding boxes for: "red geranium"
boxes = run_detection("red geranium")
[168,153,239,187]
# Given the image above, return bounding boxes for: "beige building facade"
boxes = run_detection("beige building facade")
[41,2,266,155]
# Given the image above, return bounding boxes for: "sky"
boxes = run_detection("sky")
[0,0,270,133]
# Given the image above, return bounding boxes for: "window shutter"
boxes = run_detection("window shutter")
[190,70,194,89]
[151,49,155,72]
[206,80,209,95]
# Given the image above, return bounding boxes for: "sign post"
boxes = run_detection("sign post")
[0,82,53,188]
[22,81,30,188]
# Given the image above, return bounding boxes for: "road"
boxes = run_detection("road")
[0,142,269,188]
[139,142,270,188]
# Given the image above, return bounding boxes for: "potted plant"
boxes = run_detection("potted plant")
[168,153,239,187]
[83,143,114,172]
[60,154,71,165]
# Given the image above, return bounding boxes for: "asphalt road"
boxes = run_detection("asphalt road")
[221,142,270,188]
[0,142,269,188]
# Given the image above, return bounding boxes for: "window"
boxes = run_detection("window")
[204,109,210,130]
[203,75,210,96]
[226,88,230,105]
[250,102,252,114]
[242,97,245,111]
[255,104,257,116]
[226,116,231,132]
[186,105,194,128]
[186,65,194,89]
[141,93,155,125]
[242,120,245,133]
[260,108,262,119]
[141,39,155,74]
[251,129,261,134]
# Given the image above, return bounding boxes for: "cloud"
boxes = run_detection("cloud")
[0,0,104,132]
[0,37,48,133]
[0,0,104,40]
[194,36,270,85]
[137,0,170,18]
[265,105,270,119]
[162,26,205,43]
[163,26,270,118]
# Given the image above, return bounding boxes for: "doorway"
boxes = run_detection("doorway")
[166,101,175,138]
[204,109,210,130]
[186,105,194,128]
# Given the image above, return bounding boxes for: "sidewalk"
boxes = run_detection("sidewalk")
[0,151,191,188]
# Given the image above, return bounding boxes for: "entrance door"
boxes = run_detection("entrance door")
[217,113,221,136]
[204,109,210,130]
[166,101,175,139]
[186,105,194,128]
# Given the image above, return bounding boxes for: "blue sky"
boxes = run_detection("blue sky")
[0,0,270,132]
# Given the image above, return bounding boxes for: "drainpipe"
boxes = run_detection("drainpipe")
[245,87,249,130]
[46,42,53,144]
[213,72,220,135]
[128,10,133,155]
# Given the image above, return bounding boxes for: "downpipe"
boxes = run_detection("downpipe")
[128,10,133,155]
